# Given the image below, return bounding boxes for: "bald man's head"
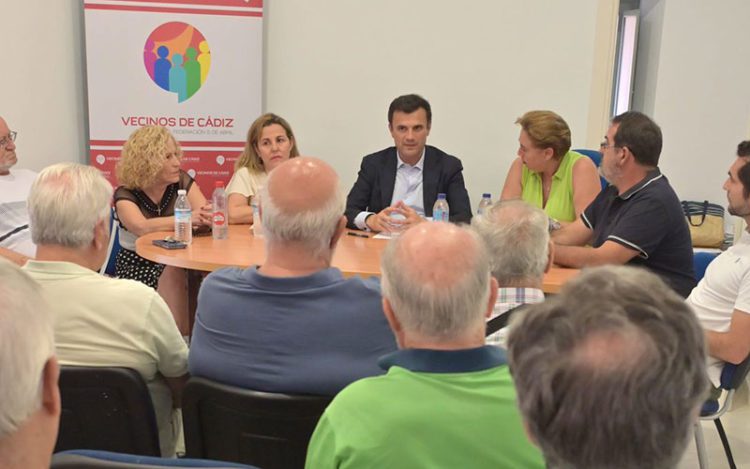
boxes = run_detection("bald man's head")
[266,157,339,214]
[381,222,492,341]
[395,223,482,288]
[259,157,345,260]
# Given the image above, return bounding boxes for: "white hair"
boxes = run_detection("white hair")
[29,163,113,248]
[259,176,344,261]
[471,200,549,285]
[0,259,54,438]
[381,227,491,340]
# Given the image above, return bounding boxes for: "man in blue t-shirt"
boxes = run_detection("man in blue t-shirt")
[189,157,397,395]
[551,111,695,297]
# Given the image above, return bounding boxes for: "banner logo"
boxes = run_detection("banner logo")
[144,22,211,103]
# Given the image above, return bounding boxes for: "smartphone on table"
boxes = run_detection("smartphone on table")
[152,238,187,250]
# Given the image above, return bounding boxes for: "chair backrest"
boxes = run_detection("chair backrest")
[485,304,527,337]
[182,377,332,469]
[99,206,122,276]
[51,449,256,468]
[573,148,608,190]
[693,251,719,282]
[720,352,750,390]
[55,366,160,456]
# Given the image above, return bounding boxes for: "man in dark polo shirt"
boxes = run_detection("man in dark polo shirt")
[552,111,695,297]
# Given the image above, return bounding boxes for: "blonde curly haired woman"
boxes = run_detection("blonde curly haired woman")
[226,113,300,223]
[114,126,210,332]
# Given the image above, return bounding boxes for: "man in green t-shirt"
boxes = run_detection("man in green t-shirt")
[508,265,708,469]
[305,222,545,469]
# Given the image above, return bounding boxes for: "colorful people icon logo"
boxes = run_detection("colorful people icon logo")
[144,22,210,103]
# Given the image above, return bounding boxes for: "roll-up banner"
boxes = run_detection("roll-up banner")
[83,0,263,194]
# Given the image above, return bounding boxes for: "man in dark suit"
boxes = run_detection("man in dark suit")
[345,94,472,232]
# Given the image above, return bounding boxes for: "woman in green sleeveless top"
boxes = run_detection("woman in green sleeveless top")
[500,110,601,224]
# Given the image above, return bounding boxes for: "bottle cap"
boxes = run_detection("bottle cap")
[177,189,187,195]
[215,181,225,188]
[483,193,491,198]
[437,193,446,199]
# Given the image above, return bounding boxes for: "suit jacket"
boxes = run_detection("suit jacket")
[345,146,472,228]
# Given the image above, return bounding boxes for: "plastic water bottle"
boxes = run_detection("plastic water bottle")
[174,189,192,245]
[477,193,493,215]
[251,193,263,237]
[432,193,450,222]
[212,181,228,240]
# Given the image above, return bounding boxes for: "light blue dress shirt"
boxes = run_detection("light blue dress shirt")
[354,150,425,230]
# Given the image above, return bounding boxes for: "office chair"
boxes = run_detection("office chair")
[50,450,253,469]
[55,366,161,456]
[99,206,122,276]
[51,449,256,468]
[573,148,607,189]
[182,377,332,469]
[694,354,750,469]
[693,251,719,282]
[486,304,527,337]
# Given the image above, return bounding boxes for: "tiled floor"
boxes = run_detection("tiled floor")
[678,404,750,468]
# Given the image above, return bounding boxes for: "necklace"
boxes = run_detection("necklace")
[133,184,177,216]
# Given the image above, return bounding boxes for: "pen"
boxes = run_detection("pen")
[347,232,369,238]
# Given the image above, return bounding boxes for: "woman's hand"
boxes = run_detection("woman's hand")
[193,203,213,226]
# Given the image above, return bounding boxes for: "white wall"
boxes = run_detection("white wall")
[633,0,750,207]
[265,0,615,208]
[7,0,615,212]
[4,1,87,171]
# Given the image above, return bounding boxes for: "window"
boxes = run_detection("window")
[611,9,640,116]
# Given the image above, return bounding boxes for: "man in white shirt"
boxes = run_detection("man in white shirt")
[0,259,59,469]
[471,200,552,347]
[344,94,472,232]
[0,116,37,259]
[687,140,750,385]
[22,163,188,457]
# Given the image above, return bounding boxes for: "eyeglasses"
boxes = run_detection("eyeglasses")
[599,140,621,150]
[0,131,17,147]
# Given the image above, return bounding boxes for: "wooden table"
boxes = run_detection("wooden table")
[136,225,579,331]
[136,225,578,292]
[135,225,385,278]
